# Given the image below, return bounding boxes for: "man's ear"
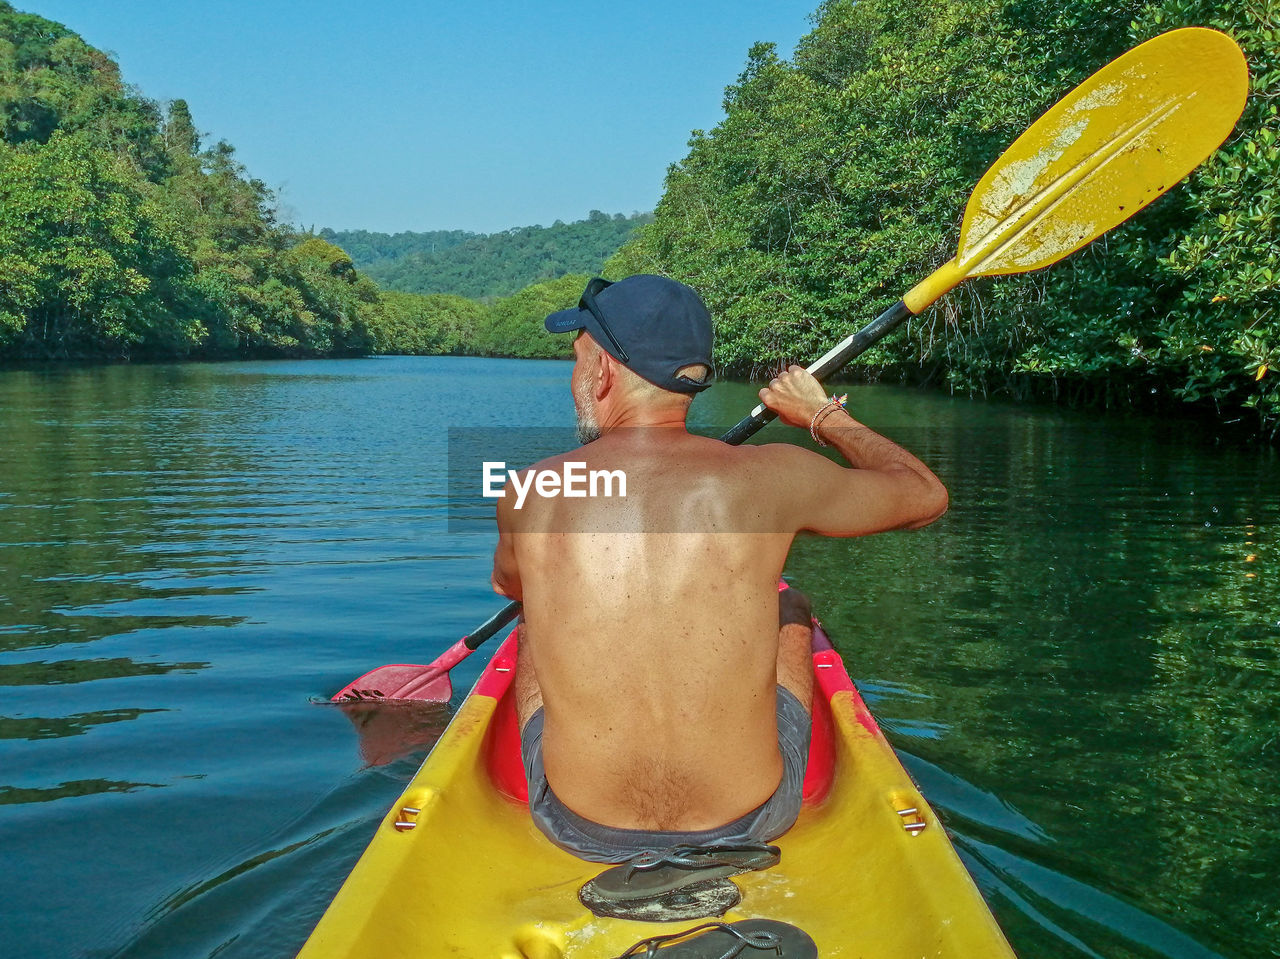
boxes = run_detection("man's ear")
[595,349,617,400]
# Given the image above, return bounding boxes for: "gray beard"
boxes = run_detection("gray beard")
[576,413,601,445]
[573,382,601,444]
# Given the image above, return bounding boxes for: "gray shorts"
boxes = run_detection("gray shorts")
[520,687,811,863]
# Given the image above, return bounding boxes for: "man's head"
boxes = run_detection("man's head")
[545,275,713,442]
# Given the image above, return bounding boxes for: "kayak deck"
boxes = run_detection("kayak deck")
[300,630,1015,957]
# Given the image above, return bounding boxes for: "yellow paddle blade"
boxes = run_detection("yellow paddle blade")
[957,27,1248,278]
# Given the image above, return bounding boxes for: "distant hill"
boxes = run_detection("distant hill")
[315,228,478,270]
[322,210,652,299]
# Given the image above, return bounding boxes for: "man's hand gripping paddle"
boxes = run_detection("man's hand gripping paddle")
[332,27,1248,703]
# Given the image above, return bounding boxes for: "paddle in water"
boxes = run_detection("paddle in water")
[333,599,520,701]
[333,26,1248,703]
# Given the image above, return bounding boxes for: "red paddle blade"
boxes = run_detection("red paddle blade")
[331,663,454,703]
[330,637,474,703]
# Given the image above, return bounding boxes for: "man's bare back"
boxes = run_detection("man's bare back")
[493,316,947,839]
[499,430,806,829]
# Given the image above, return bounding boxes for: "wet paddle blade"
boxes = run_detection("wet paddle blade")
[959,27,1247,277]
[331,663,453,703]
[330,601,520,704]
[330,635,481,702]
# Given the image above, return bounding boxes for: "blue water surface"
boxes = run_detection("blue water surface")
[0,356,1275,958]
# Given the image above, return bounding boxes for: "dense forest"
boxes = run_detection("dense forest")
[0,3,367,359]
[0,3,577,362]
[607,0,1279,438]
[375,274,585,358]
[324,212,651,299]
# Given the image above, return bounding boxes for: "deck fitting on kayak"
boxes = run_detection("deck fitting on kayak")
[393,806,420,831]
[896,806,927,835]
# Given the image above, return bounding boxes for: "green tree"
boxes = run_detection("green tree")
[367,291,485,355]
[0,131,183,356]
[163,98,199,161]
[0,1,388,361]
[476,274,586,358]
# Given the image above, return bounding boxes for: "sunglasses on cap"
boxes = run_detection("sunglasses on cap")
[579,278,630,363]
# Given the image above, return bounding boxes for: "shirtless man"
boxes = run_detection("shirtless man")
[491,274,947,863]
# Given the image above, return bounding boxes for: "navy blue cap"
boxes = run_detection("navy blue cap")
[545,275,713,394]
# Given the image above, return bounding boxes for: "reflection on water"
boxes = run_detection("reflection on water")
[0,707,166,740]
[0,656,207,685]
[0,357,1275,959]
[335,701,453,767]
[0,778,167,805]
[786,408,1278,959]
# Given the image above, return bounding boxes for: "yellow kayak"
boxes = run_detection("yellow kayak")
[300,626,1016,957]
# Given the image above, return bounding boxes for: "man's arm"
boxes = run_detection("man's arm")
[491,483,523,601]
[757,366,948,536]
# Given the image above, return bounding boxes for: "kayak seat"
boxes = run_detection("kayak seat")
[479,630,841,807]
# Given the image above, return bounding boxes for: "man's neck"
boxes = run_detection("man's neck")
[598,405,690,433]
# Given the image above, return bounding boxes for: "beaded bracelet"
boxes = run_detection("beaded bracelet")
[809,394,848,446]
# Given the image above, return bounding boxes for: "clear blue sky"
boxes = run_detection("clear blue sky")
[22,0,818,234]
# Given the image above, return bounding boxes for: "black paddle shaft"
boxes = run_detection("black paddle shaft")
[717,299,913,446]
[463,599,522,650]
[462,298,915,649]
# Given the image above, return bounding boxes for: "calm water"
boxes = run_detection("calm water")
[0,356,1276,959]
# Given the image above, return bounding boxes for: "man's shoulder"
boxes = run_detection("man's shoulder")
[517,446,593,475]
[709,439,818,468]
[513,436,818,481]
